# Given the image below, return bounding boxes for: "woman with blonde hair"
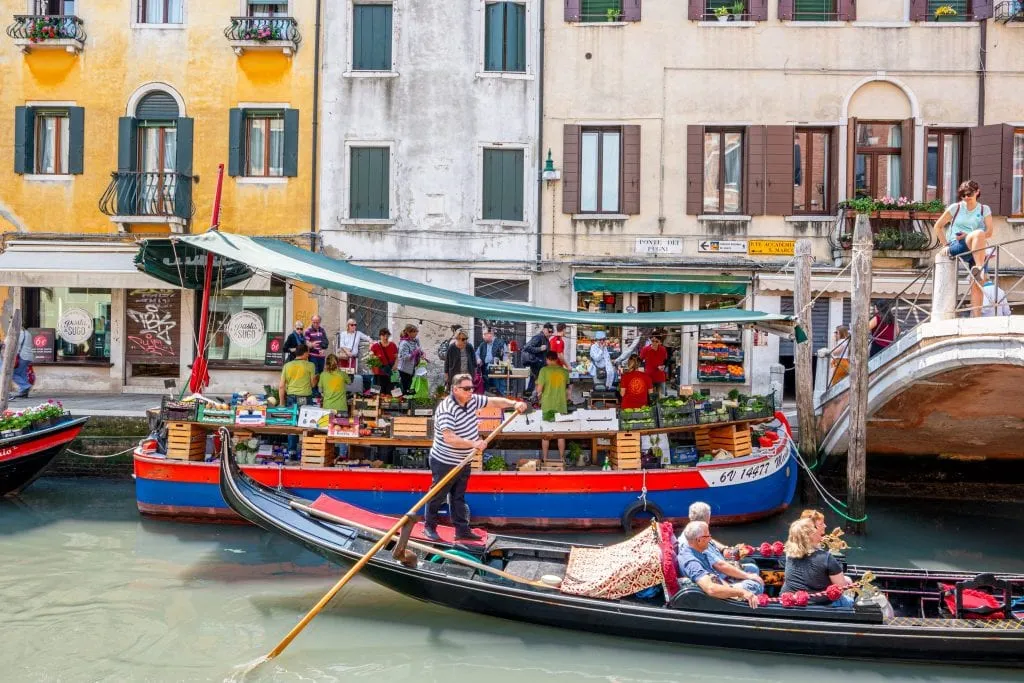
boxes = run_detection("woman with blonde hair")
[318,354,350,412]
[781,518,853,607]
[800,509,826,536]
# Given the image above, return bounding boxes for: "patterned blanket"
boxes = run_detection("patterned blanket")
[561,522,675,600]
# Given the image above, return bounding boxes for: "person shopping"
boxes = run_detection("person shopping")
[283,320,305,362]
[589,331,617,387]
[337,318,373,389]
[444,330,476,391]
[369,328,398,394]
[396,324,424,395]
[932,180,994,318]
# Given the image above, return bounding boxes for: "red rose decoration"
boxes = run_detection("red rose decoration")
[771,541,785,556]
[780,592,796,607]
[739,544,753,558]
[757,593,770,607]
[759,542,772,556]
[794,590,809,607]
[825,584,844,602]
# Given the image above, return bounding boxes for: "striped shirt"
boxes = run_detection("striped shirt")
[430,393,489,466]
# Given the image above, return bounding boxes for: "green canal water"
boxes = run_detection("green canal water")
[1,478,1022,682]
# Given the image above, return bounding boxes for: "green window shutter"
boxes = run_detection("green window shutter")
[14,106,35,174]
[351,147,389,219]
[228,108,244,177]
[483,149,524,221]
[505,3,526,73]
[507,149,524,220]
[484,3,505,72]
[117,117,138,172]
[282,109,299,177]
[67,107,85,175]
[353,4,393,71]
[483,149,497,219]
[175,117,194,176]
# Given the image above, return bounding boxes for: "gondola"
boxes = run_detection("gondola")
[0,416,88,496]
[220,445,1024,667]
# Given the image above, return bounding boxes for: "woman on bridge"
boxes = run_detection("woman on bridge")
[932,180,994,318]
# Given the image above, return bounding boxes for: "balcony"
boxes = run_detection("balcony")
[224,16,301,56]
[6,14,85,54]
[99,171,195,234]
[995,1,1024,23]
[829,203,943,269]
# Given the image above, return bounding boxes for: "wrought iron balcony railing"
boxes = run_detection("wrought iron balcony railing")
[6,14,86,45]
[224,16,301,47]
[995,1,1024,23]
[99,171,195,223]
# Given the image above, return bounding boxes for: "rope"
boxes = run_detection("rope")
[638,469,648,511]
[780,426,868,524]
[63,445,139,459]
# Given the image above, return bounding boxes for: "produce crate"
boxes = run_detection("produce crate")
[697,407,731,425]
[160,396,197,422]
[398,450,428,469]
[540,459,565,471]
[709,424,752,457]
[618,407,657,431]
[379,397,410,414]
[235,405,267,427]
[730,395,775,422]
[267,403,299,426]
[166,422,207,461]
[197,404,235,425]
[301,434,335,467]
[353,396,380,420]
[328,416,360,437]
[476,404,503,432]
[694,427,713,454]
[408,397,436,417]
[656,402,697,428]
[392,416,432,440]
[609,432,642,470]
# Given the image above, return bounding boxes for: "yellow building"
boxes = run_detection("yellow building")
[0,0,320,393]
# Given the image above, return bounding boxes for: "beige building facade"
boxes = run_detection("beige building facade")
[537,0,1024,394]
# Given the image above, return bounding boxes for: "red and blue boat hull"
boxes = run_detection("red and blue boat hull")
[133,438,797,529]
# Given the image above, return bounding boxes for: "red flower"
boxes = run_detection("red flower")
[825,584,844,602]
[759,542,772,556]
[771,541,785,556]
[794,590,809,607]
[757,593,770,607]
[780,592,796,607]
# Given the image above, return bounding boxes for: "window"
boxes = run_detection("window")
[482,148,524,221]
[138,0,184,24]
[580,0,621,22]
[352,3,393,71]
[246,0,288,17]
[926,130,962,205]
[793,129,830,214]
[473,278,529,351]
[349,146,390,219]
[206,278,285,365]
[580,128,621,213]
[33,0,76,14]
[34,111,69,175]
[703,129,743,214]
[853,122,902,199]
[245,112,285,177]
[26,287,112,361]
[1013,130,1024,217]
[926,0,968,22]
[792,0,837,21]
[703,1,746,19]
[484,2,526,73]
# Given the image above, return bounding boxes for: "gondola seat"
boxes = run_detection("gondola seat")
[667,584,883,623]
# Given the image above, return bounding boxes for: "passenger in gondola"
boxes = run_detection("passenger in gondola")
[677,521,762,609]
[688,502,760,577]
[781,518,854,607]
[800,509,827,537]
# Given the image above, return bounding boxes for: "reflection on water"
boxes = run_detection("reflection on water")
[1,479,1022,682]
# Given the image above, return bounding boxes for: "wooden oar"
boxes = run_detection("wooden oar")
[262,409,521,662]
[289,500,563,590]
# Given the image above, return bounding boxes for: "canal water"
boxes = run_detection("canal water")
[2,479,1022,683]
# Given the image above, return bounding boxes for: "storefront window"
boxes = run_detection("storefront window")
[204,278,285,365]
[696,295,746,385]
[26,287,112,361]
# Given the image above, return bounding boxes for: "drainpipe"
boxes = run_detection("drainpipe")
[534,0,545,272]
[310,0,323,252]
[978,19,987,125]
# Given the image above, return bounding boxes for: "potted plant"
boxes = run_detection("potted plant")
[876,196,912,220]
[567,441,583,468]
[934,5,958,22]
[900,231,930,251]
[874,227,904,251]
[30,400,66,430]
[0,410,34,439]
[911,199,945,220]
[233,435,261,465]
[731,1,746,19]
[606,7,622,21]
[714,6,731,21]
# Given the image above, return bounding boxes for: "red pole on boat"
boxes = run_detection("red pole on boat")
[189,164,225,394]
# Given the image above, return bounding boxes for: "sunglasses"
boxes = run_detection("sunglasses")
[348,323,357,326]
[455,385,473,392]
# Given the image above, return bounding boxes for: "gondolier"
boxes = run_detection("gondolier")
[424,373,526,542]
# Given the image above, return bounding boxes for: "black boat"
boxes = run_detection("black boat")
[220,448,1024,667]
[1,417,88,496]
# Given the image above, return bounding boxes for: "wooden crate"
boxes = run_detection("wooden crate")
[167,422,207,461]
[301,434,335,467]
[610,432,642,470]
[392,416,432,439]
[471,452,483,471]
[540,459,565,471]
[694,427,713,454]
[709,424,752,457]
[476,404,503,432]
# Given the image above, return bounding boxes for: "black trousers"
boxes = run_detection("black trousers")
[424,458,471,532]
[399,370,414,395]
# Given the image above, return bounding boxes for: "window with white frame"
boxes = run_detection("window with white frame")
[138,0,184,24]
[246,0,288,17]
[34,111,70,175]
[580,127,621,213]
[245,112,285,177]
[484,2,526,73]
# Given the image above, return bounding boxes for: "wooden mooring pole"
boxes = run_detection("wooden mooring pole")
[846,213,873,534]
[794,239,817,460]
[0,288,23,413]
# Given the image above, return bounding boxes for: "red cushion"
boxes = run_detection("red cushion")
[939,583,1005,619]
[657,521,680,596]
[309,494,489,545]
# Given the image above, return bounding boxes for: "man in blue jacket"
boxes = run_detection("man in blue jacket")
[475,327,507,393]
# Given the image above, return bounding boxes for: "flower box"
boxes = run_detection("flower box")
[911,211,943,220]
[875,210,911,220]
[1,427,28,439]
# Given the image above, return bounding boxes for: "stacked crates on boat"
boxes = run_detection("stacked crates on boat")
[709,424,752,457]
[391,416,432,440]
[609,432,642,470]
[167,422,206,461]
[300,434,334,467]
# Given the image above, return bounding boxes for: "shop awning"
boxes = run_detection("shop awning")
[574,273,749,296]
[142,232,792,328]
[0,241,163,289]
[757,273,925,297]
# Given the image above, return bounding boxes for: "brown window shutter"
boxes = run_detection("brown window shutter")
[837,0,857,21]
[998,124,1015,216]
[846,117,857,198]
[967,124,1003,214]
[764,126,795,215]
[908,0,928,21]
[687,0,704,21]
[562,125,581,214]
[973,0,994,20]
[564,0,581,22]
[901,118,915,198]
[622,0,641,22]
[622,125,641,215]
[829,126,840,212]
[748,0,768,21]
[744,126,766,216]
[778,0,794,21]
[686,125,704,215]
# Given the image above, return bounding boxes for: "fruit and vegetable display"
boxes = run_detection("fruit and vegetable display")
[697,341,743,362]
[619,406,657,430]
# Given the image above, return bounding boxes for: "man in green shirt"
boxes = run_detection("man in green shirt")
[537,351,570,463]
[279,344,318,456]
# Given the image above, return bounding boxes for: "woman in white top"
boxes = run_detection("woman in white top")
[336,318,373,384]
[932,180,994,317]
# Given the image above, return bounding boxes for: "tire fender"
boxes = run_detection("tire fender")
[621,499,664,533]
